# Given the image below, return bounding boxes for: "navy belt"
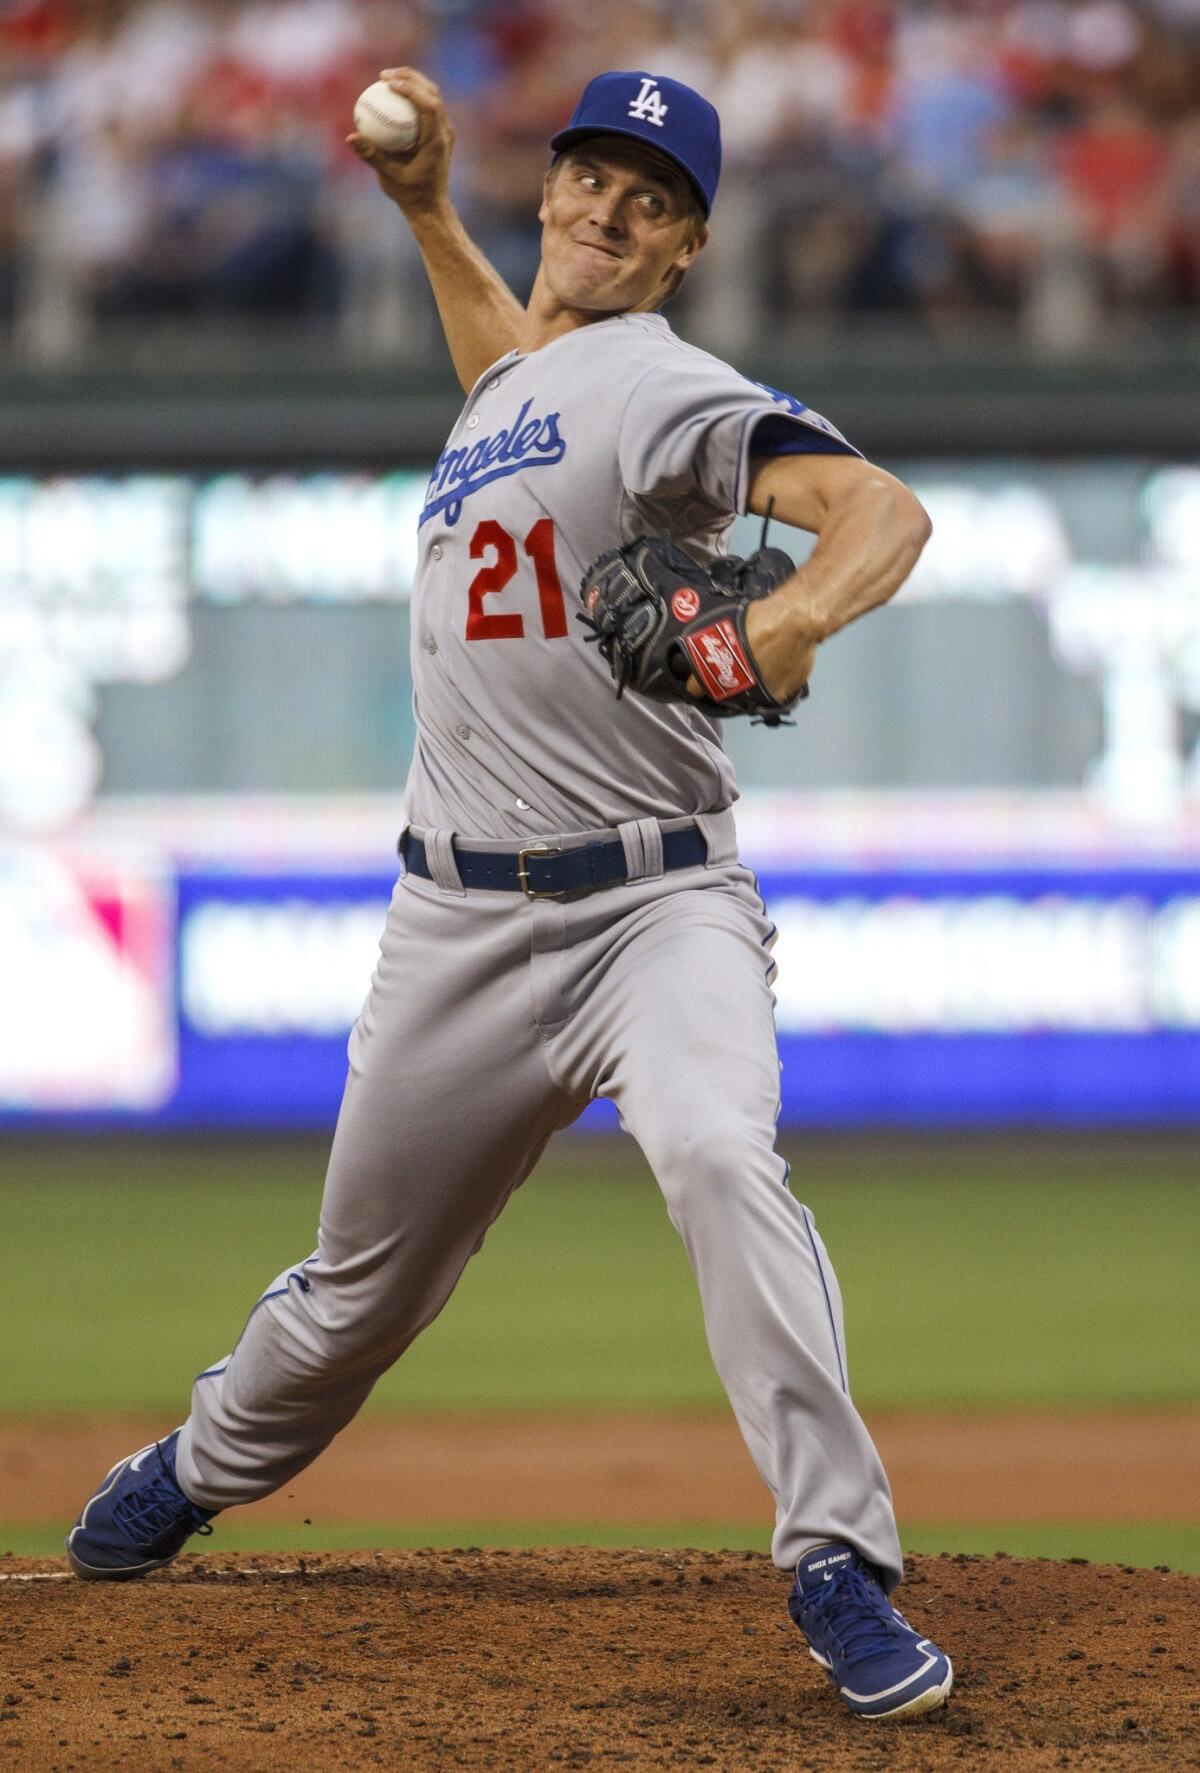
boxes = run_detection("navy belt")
[400,825,708,899]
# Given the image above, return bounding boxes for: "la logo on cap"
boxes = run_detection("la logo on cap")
[549,69,720,213]
[628,76,668,127]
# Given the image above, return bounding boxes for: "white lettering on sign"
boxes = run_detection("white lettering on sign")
[768,893,1200,1033]
[180,899,388,1035]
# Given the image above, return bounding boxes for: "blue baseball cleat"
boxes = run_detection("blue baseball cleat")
[788,1543,953,1721]
[66,1430,216,1581]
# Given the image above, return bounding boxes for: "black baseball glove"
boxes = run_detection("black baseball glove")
[578,533,806,726]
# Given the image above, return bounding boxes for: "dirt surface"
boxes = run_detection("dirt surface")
[4,1410,1199,1528]
[1,1550,1197,1771]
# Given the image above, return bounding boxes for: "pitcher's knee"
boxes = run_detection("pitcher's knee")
[648,1125,777,1222]
[251,1261,427,1381]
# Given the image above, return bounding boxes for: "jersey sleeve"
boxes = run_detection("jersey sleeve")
[617,358,860,520]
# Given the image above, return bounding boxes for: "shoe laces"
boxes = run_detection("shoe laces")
[801,1561,908,1667]
[112,1445,213,1553]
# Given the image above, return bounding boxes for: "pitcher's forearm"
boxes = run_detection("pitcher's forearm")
[347,68,526,392]
[407,201,526,392]
[772,478,931,644]
[748,455,930,642]
[742,456,931,702]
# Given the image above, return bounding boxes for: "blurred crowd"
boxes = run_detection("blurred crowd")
[2,0,1200,364]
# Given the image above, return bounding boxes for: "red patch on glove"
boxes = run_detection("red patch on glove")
[671,586,701,621]
[683,619,756,701]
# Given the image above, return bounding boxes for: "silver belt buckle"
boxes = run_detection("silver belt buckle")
[517,842,565,899]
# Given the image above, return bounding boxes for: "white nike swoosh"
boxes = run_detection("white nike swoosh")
[74,1444,155,1534]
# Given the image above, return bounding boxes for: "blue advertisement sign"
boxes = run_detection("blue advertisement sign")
[5,857,1196,1129]
[756,864,1200,1126]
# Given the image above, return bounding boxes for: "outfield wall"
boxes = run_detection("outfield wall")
[3,451,1199,1129]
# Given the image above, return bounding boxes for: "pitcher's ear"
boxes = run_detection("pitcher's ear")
[678,222,708,272]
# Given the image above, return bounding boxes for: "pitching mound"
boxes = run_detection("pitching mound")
[0,1550,1195,1771]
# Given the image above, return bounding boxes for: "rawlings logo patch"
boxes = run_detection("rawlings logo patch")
[683,619,755,701]
[671,586,701,621]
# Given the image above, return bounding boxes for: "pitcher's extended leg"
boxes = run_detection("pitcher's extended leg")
[176,881,577,1511]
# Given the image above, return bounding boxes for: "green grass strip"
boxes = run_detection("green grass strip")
[2,1136,1198,1413]
[896,1522,1200,1573]
[7,1520,1198,1571]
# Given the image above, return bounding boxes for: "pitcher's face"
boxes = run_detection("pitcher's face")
[538,138,706,314]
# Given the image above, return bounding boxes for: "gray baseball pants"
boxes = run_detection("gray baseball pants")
[175,811,902,1586]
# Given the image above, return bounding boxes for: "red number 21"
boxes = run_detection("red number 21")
[465,517,568,641]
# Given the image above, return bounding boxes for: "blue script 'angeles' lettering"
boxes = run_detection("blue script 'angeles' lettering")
[419,400,567,527]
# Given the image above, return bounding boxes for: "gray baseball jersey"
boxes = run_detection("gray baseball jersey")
[403,312,857,839]
[173,312,903,1592]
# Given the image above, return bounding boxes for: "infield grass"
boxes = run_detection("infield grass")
[1,1133,1196,1414]
[5,1521,1199,1573]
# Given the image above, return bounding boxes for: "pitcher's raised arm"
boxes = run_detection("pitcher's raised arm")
[348,69,525,392]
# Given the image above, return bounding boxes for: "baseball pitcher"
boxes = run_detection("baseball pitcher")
[67,67,952,1723]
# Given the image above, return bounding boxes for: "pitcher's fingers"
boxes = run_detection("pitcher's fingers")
[347,133,405,168]
[347,131,420,168]
[381,67,443,110]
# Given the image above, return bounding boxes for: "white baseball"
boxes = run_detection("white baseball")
[353,82,420,153]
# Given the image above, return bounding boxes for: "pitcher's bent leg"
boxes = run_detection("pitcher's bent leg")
[594,875,903,1587]
[175,880,576,1511]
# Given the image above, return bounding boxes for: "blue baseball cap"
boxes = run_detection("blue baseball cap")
[549,70,721,217]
